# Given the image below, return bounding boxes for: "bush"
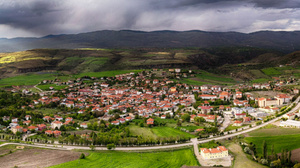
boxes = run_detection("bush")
[244,147,251,154]
[107,143,116,150]
[260,159,268,165]
[79,153,85,159]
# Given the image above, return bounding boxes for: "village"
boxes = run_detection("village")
[0,68,299,166]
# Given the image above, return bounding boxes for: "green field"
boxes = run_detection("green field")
[245,134,300,155]
[251,78,270,83]
[151,127,195,139]
[248,125,300,137]
[50,148,199,168]
[249,70,270,79]
[195,71,236,83]
[58,56,109,72]
[129,125,196,139]
[245,125,300,155]
[0,70,144,87]
[37,84,68,91]
[178,126,204,132]
[261,67,281,76]
[224,125,244,132]
[198,140,219,149]
[177,78,209,86]
[76,70,143,78]
[0,73,58,87]
[129,125,157,139]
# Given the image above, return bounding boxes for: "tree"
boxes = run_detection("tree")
[262,140,267,159]
[107,143,115,150]
[271,144,277,161]
[288,150,292,163]
[181,114,190,122]
[281,149,286,165]
[79,153,85,159]
[176,120,182,126]
[214,115,217,127]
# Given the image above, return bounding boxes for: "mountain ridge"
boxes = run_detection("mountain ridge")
[1,30,300,52]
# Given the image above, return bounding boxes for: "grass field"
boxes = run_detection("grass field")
[261,67,281,76]
[151,127,195,139]
[129,125,157,139]
[177,78,209,86]
[178,126,204,132]
[37,84,68,91]
[195,71,236,83]
[248,125,300,137]
[245,125,300,155]
[0,70,144,87]
[224,125,244,132]
[0,73,58,87]
[249,70,270,79]
[76,70,143,78]
[50,148,199,168]
[251,78,270,83]
[129,125,196,139]
[228,143,267,168]
[34,108,61,115]
[198,140,219,149]
[245,134,300,155]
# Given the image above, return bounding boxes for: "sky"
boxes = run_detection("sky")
[0,0,300,38]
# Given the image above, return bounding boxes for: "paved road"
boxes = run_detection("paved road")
[220,114,231,131]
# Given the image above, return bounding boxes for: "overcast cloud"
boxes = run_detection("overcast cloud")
[0,0,300,38]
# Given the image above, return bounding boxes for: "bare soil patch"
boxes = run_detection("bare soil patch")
[251,91,284,98]
[0,149,10,155]
[0,148,82,168]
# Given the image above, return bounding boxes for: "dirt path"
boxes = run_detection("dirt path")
[228,143,267,168]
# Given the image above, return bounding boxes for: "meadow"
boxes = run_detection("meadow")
[37,84,68,91]
[177,70,237,86]
[245,125,300,155]
[50,148,199,168]
[224,125,244,132]
[0,70,144,87]
[261,67,282,76]
[0,73,58,87]
[251,78,270,83]
[75,69,143,78]
[129,125,196,139]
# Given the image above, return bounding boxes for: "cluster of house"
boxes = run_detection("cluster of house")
[4,69,297,137]
[200,146,229,159]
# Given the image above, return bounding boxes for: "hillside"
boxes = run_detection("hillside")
[0,47,298,81]
[1,30,300,53]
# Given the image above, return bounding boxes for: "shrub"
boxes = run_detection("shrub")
[244,147,251,154]
[79,153,85,159]
[260,159,268,165]
[107,143,116,150]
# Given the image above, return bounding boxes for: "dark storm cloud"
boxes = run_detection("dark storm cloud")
[153,0,300,9]
[0,0,300,38]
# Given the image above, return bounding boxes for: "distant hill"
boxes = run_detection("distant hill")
[0,47,299,79]
[1,30,300,52]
